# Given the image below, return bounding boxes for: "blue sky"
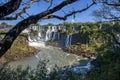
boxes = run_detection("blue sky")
[0,0,101,25]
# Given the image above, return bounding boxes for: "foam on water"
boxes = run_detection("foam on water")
[28,41,46,48]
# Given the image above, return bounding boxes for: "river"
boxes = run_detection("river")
[8,44,88,70]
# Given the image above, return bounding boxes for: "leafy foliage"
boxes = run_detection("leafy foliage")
[86,22,120,80]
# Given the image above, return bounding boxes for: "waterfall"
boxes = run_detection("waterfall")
[37,26,43,41]
[28,35,33,42]
[52,32,56,40]
[52,26,55,32]
[71,60,92,80]
[84,60,92,71]
[99,24,102,29]
[57,26,61,40]
[45,30,52,41]
[65,35,70,47]
[114,34,120,47]
[45,26,52,41]
[63,26,66,31]
[37,32,42,40]
[69,34,72,45]
[70,55,97,80]
[33,37,37,42]
[28,32,37,42]
[28,25,46,47]
[52,26,58,40]
[58,32,60,40]
[118,34,120,42]
[73,26,75,31]
[65,33,72,47]
[28,25,40,42]
[72,60,92,73]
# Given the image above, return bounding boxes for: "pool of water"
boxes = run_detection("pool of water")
[8,46,88,70]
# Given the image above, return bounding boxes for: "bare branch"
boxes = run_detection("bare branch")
[103,2,120,6]
[92,1,120,22]
[16,0,40,19]
[0,0,40,20]
[0,0,22,19]
[47,0,53,10]
[43,2,95,20]
[0,16,17,20]
[95,0,120,6]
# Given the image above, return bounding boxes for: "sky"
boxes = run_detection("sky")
[0,0,101,25]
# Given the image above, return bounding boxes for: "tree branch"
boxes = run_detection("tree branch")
[47,0,53,10]
[43,2,95,20]
[103,2,120,6]
[0,0,41,20]
[16,0,40,19]
[0,0,22,19]
[0,16,17,20]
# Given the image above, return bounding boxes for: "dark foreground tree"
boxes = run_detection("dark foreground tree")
[0,0,96,57]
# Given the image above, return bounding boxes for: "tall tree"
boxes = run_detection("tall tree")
[92,0,120,46]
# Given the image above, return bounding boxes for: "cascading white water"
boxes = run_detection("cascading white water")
[28,34,33,42]
[71,60,92,73]
[118,34,120,42]
[51,26,55,32]
[63,26,66,31]
[70,34,72,45]
[33,37,37,42]
[71,55,96,80]
[45,26,52,41]
[52,32,56,40]
[52,26,58,40]
[37,26,43,41]
[115,34,120,47]
[28,33,37,42]
[28,33,34,42]
[70,56,96,80]
[37,32,42,40]
[73,26,75,31]
[27,25,46,47]
[52,26,55,40]
[65,35,70,47]
[65,33,72,47]
[57,32,60,40]
[28,34,46,47]
[99,24,102,29]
